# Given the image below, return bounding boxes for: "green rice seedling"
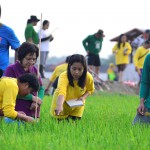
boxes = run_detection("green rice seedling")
[1,92,150,150]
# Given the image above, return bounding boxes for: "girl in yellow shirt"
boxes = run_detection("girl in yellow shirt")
[112,34,132,82]
[50,54,95,120]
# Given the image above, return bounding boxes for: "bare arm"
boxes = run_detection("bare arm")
[55,95,65,115]
[16,113,34,123]
[45,81,53,91]
[78,91,90,102]
[137,98,145,115]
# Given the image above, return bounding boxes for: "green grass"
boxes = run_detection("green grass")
[1,92,150,150]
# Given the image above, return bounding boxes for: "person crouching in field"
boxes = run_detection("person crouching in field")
[45,55,70,95]
[133,53,150,124]
[0,73,39,123]
[50,54,95,121]
[4,42,44,119]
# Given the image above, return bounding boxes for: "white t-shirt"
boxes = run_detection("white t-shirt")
[39,29,50,52]
[131,35,146,49]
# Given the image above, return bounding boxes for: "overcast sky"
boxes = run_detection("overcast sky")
[1,0,150,58]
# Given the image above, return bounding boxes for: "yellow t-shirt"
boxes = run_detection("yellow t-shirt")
[0,77,18,119]
[112,42,132,65]
[50,63,68,82]
[50,71,95,118]
[133,46,150,69]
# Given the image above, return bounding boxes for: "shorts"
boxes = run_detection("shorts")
[117,64,126,72]
[87,53,101,67]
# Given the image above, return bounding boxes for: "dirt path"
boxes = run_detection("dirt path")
[42,78,138,95]
[99,81,138,95]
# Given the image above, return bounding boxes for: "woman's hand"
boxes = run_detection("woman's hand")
[30,102,39,110]
[17,111,26,115]
[135,67,141,75]
[17,113,35,123]
[32,96,42,105]
[55,105,63,116]
[113,50,118,54]
[45,88,49,95]
[137,103,145,115]
[77,97,84,102]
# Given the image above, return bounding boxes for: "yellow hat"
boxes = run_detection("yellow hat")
[109,63,114,67]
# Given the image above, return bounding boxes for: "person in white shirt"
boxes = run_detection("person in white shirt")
[131,29,150,49]
[38,20,54,78]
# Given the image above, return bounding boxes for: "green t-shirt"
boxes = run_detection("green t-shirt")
[25,24,39,44]
[140,54,150,108]
[82,34,103,55]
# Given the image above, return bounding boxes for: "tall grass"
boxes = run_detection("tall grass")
[1,92,150,150]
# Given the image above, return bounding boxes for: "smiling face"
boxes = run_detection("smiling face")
[21,53,36,70]
[70,62,84,80]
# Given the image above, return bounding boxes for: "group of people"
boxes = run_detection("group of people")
[82,26,150,125]
[25,16,54,78]
[0,43,95,122]
[0,5,95,123]
[1,3,150,125]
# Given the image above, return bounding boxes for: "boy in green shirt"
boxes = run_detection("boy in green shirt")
[82,29,105,76]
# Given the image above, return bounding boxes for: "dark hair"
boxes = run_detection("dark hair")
[43,20,49,26]
[18,42,39,63]
[117,34,126,49]
[18,73,39,92]
[145,39,150,44]
[97,29,103,37]
[65,55,70,63]
[67,54,87,89]
[27,19,31,25]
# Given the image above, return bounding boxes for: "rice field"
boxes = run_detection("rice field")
[0,92,150,150]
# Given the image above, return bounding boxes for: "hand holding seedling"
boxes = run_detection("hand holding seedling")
[32,96,42,105]
[30,102,39,110]
[137,103,145,115]
[55,105,63,115]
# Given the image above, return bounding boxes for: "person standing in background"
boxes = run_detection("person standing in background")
[112,34,132,82]
[38,20,54,78]
[25,15,40,45]
[82,29,105,76]
[0,5,20,77]
[133,40,150,93]
[131,29,150,50]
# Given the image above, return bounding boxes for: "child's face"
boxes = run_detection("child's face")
[18,83,33,96]
[70,62,84,80]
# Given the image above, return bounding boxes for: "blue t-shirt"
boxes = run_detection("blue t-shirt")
[0,24,20,70]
